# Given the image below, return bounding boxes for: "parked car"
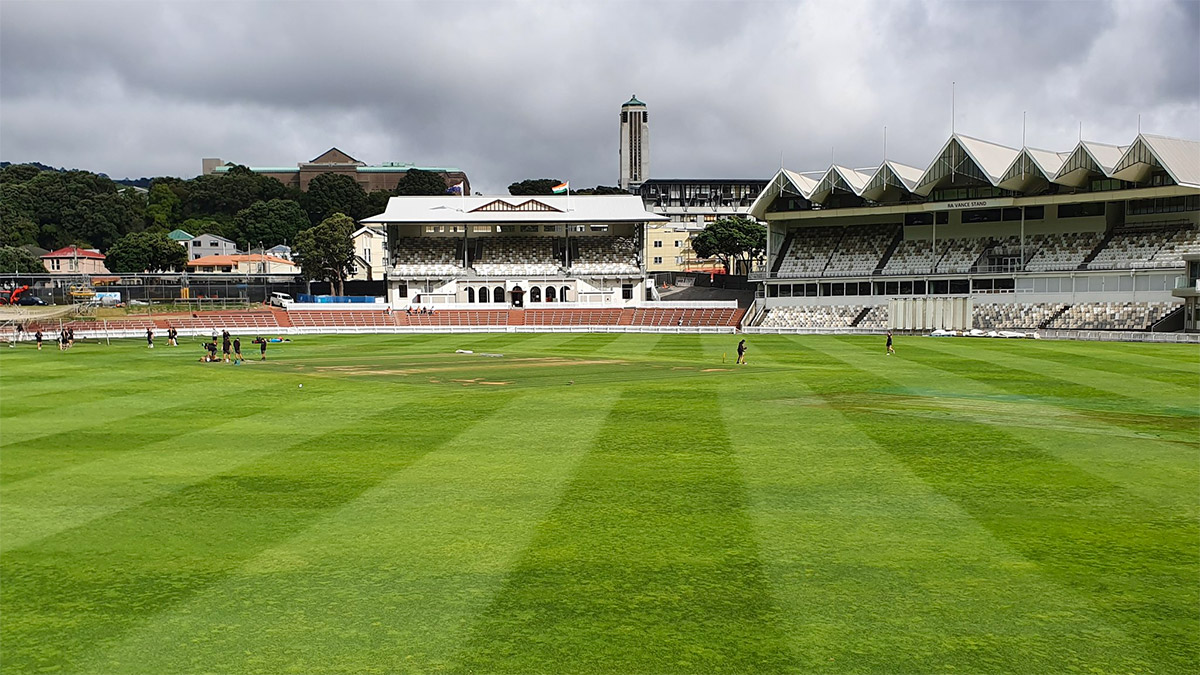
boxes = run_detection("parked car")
[269,292,293,307]
[15,295,48,306]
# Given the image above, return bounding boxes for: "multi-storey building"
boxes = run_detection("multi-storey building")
[202,148,470,194]
[618,96,649,191]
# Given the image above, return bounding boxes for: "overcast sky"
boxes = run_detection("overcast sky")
[2,0,1197,193]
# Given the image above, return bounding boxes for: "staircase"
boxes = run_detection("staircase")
[849,306,872,327]
[507,309,525,326]
[1079,230,1116,270]
[617,309,635,326]
[1038,304,1072,330]
[770,230,795,276]
[874,227,905,275]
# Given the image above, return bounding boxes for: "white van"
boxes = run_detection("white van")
[269,292,293,307]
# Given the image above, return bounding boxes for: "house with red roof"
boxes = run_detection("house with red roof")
[41,246,109,274]
[187,254,298,275]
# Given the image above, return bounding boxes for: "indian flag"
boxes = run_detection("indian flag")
[552,181,569,194]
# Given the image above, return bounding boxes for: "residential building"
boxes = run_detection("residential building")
[41,246,109,274]
[639,178,769,273]
[167,229,193,248]
[203,148,470,194]
[350,226,387,281]
[189,233,238,260]
[187,254,298,275]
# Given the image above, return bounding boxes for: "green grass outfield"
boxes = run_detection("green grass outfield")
[1,333,1197,674]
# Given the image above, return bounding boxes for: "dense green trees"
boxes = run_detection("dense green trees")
[232,199,309,249]
[304,173,367,224]
[507,178,564,196]
[105,231,188,273]
[293,213,356,296]
[0,246,46,274]
[690,215,766,274]
[396,168,451,195]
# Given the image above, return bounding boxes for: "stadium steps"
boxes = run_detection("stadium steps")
[1039,304,1072,330]
[770,230,795,276]
[820,229,845,277]
[271,308,294,327]
[617,309,635,325]
[874,228,905,275]
[849,306,872,327]
[1150,305,1185,332]
[1079,230,1116,270]
[507,309,525,326]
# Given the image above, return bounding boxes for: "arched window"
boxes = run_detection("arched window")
[545,286,556,301]
[560,286,570,302]
[466,287,475,303]
[493,286,504,303]
[479,286,489,303]
[530,286,542,303]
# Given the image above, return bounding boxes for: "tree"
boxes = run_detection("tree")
[145,182,182,229]
[303,172,367,224]
[105,231,188,273]
[0,246,45,273]
[232,199,309,249]
[395,168,451,196]
[507,178,563,196]
[690,215,766,274]
[572,185,626,195]
[293,213,356,296]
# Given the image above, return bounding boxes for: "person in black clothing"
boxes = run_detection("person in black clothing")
[233,337,242,363]
[146,327,154,348]
[167,326,178,347]
[254,336,267,360]
[736,339,747,365]
[222,334,232,362]
[886,330,895,355]
[35,329,42,351]
[66,327,74,348]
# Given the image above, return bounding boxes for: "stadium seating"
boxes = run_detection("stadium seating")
[758,305,862,328]
[1024,232,1103,271]
[937,237,987,273]
[628,308,741,327]
[399,310,508,326]
[159,312,280,330]
[882,239,940,275]
[390,237,464,276]
[856,305,889,329]
[775,227,841,277]
[524,309,623,325]
[570,236,640,275]
[474,237,561,276]
[972,302,1065,330]
[1047,302,1179,330]
[823,225,896,277]
[289,311,396,327]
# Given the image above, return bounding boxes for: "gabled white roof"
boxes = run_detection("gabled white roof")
[999,147,1070,190]
[914,134,1019,196]
[810,165,875,202]
[1111,134,1200,188]
[1053,140,1129,186]
[860,161,923,202]
[361,194,667,224]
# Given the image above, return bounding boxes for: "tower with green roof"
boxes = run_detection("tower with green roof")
[619,94,649,191]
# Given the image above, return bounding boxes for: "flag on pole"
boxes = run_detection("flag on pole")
[446,181,464,195]
[551,181,569,194]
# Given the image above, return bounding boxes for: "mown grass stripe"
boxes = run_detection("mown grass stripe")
[0,390,517,674]
[84,387,617,673]
[718,372,1152,672]
[790,337,1200,672]
[451,386,796,673]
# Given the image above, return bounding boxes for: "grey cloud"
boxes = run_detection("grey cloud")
[2,0,1196,194]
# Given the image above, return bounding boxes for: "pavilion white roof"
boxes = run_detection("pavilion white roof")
[362,194,668,224]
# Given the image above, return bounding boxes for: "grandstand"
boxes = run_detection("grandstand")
[748,131,1199,335]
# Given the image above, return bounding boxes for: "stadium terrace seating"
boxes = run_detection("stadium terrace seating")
[524,309,623,326]
[937,237,988,273]
[972,302,1066,330]
[288,311,396,327]
[823,225,896,277]
[1088,230,1167,270]
[776,227,842,277]
[1142,226,1200,268]
[758,305,863,328]
[1047,301,1180,330]
[390,237,464,276]
[1024,232,1104,272]
[159,312,280,330]
[400,310,508,326]
[628,308,741,327]
[857,305,889,329]
[474,237,561,276]
[569,236,640,275]
[882,239,940,275]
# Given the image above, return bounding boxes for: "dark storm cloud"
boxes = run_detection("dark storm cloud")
[1,0,1196,192]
